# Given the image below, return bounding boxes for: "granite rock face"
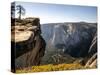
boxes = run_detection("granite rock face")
[41,23,97,57]
[41,22,97,65]
[11,18,46,69]
[84,33,97,68]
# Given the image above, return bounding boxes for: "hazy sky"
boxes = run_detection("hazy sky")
[15,2,97,24]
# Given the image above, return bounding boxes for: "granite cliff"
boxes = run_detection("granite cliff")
[11,18,46,70]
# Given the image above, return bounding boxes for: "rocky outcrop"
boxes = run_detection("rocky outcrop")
[85,53,97,68]
[11,18,46,69]
[84,33,97,68]
[79,33,97,68]
[88,33,97,57]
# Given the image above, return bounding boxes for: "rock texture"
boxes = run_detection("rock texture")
[85,53,97,68]
[84,33,97,68]
[11,18,46,69]
[41,22,97,65]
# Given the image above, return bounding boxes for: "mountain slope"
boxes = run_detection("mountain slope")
[41,22,97,64]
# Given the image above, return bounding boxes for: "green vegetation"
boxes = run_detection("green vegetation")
[16,5,25,20]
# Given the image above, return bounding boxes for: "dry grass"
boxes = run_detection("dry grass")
[16,63,86,73]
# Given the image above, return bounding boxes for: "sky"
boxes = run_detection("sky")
[15,2,97,24]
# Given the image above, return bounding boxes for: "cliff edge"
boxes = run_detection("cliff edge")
[11,17,46,69]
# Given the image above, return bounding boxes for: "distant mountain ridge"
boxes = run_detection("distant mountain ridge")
[41,22,97,60]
